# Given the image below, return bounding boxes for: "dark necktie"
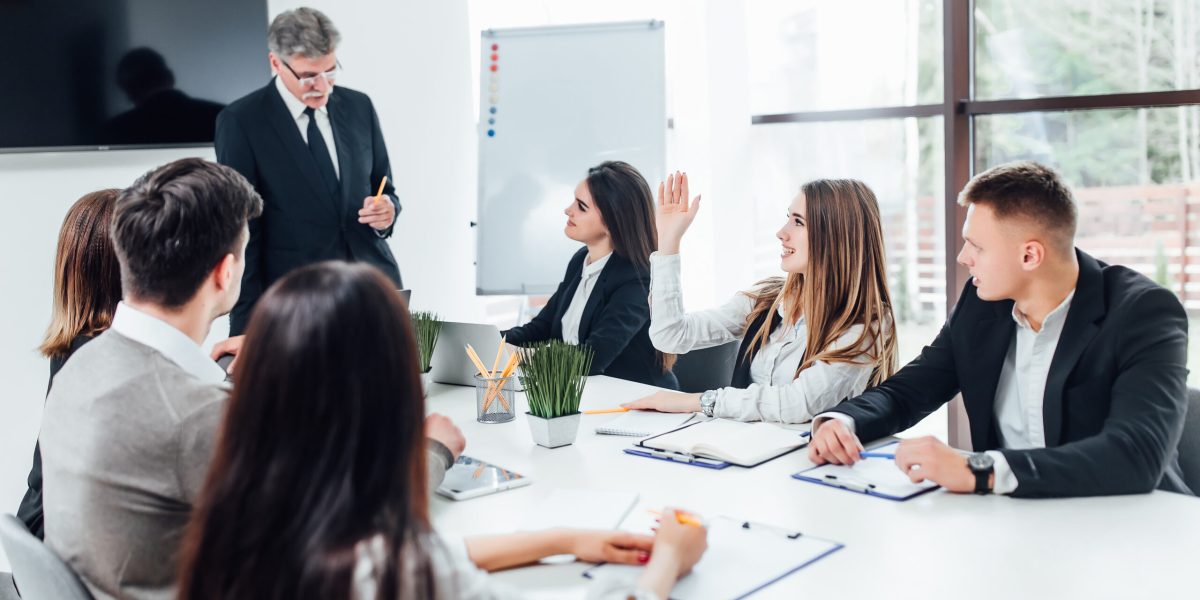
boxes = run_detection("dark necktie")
[304,106,339,196]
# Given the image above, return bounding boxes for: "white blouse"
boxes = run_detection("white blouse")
[648,252,878,424]
[562,252,612,344]
[352,533,658,600]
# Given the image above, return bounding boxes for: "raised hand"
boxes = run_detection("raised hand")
[656,171,702,255]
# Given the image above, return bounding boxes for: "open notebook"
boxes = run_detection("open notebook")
[792,441,940,501]
[636,419,809,467]
[594,411,697,437]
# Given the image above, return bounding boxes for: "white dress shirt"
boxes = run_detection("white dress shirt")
[275,76,339,179]
[815,289,1077,495]
[561,252,612,345]
[648,252,876,423]
[109,302,227,385]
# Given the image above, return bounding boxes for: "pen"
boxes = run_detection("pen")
[858,451,895,459]
[824,474,876,494]
[583,407,629,414]
[642,448,696,463]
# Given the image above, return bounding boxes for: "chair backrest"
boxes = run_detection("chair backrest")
[0,514,93,600]
[672,340,740,394]
[1179,388,1200,494]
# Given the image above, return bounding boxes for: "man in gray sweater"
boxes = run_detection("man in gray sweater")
[39,158,462,600]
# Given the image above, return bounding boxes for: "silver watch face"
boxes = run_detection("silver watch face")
[968,452,994,471]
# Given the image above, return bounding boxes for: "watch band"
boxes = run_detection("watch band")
[700,390,718,417]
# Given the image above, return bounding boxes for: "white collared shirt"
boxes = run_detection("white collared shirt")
[815,289,1077,495]
[110,302,227,385]
[984,289,1076,493]
[275,76,339,179]
[647,252,876,423]
[561,252,612,345]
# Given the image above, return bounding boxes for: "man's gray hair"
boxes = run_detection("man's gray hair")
[267,8,341,59]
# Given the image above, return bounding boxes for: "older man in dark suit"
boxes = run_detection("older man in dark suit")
[215,7,402,336]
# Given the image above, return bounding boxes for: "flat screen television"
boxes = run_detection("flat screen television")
[0,0,268,152]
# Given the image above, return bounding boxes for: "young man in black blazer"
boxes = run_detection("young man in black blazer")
[809,161,1191,498]
[214,8,402,336]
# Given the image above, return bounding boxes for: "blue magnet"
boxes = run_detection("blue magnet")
[487,129,495,137]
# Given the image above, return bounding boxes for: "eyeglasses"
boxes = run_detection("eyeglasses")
[280,59,341,87]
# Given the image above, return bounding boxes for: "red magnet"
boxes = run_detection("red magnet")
[490,54,498,61]
[491,43,498,51]
[490,64,497,72]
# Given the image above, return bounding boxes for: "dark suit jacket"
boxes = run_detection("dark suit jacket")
[216,80,402,334]
[17,334,94,539]
[504,248,679,390]
[830,250,1191,498]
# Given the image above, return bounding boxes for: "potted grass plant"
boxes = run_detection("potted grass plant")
[411,311,442,394]
[517,340,594,448]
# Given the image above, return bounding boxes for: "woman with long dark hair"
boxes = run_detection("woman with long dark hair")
[625,173,897,424]
[504,160,678,389]
[17,189,123,539]
[178,262,705,599]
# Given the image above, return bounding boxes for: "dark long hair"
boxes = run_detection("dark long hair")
[584,160,675,373]
[40,189,122,358]
[178,262,435,600]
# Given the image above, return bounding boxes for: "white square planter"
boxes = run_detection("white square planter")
[420,371,433,397]
[525,412,582,448]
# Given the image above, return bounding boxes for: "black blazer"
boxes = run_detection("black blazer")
[831,250,1191,498]
[17,334,94,539]
[216,80,403,334]
[504,248,678,390]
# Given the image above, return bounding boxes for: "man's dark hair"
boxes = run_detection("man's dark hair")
[112,158,263,308]
[958,161,1078,253]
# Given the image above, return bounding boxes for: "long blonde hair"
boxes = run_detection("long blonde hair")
[743,179,897,387]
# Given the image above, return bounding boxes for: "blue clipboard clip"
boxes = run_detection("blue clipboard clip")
[623,447,730,470]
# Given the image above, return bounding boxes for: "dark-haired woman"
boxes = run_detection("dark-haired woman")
[17,189,123,538]
[177,262,706,599]
[503,161,678,389]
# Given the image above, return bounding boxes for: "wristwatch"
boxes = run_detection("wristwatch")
[967,452,995,494]
[699,390,718,418]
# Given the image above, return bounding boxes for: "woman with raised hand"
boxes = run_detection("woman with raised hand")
[624,173,897,424]
[178,262,706,600]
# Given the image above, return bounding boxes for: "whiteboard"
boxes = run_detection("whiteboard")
[476,21,666,295]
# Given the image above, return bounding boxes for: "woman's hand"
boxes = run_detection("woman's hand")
[569,530,655,565]
[637,508,709,598]
[621,391,702,413]
[656,171,702,255]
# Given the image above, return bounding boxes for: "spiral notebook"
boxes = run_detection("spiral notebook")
[594,411,698,437]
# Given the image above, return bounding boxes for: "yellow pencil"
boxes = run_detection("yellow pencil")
[490,337,507,377]
[483,351,519,412]
[582,407,629,415]
[373,175,388,206]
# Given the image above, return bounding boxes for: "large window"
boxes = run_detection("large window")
[749,0,1200,393]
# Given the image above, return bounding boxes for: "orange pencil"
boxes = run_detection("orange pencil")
[647,509,703,527]
[583,407,629,415]
[372,175,388,206]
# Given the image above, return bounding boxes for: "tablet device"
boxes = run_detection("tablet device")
[435,455,532,500]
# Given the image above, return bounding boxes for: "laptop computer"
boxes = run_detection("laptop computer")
[429,321,524,390]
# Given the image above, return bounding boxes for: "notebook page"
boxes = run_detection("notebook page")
[594,411,696,437]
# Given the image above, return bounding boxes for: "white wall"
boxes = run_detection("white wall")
[0,0,481,571]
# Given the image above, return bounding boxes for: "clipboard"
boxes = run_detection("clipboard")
[791,441,940,501]
[625,420,810,470]
[583,516,843,599]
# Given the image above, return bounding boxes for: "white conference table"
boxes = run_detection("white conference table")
[428,375,1200,599]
